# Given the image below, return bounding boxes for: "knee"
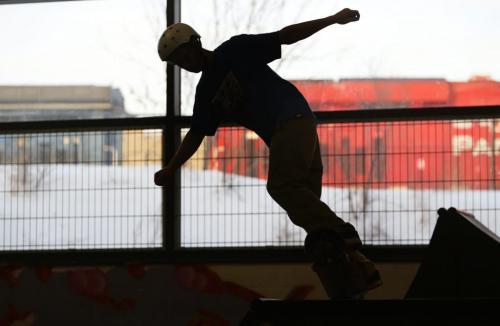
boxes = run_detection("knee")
[266,181,278,198]
[266,180,289,201]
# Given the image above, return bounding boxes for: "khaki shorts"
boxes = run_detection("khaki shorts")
[267,116,344,233]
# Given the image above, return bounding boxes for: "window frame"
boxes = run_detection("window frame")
[1,0,500,265]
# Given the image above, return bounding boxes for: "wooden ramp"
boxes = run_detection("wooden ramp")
[242,208,500,325]
[407,207,500,298]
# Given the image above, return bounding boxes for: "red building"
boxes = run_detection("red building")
[208,77,500,189]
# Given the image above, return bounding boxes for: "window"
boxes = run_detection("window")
[1,0,499,259]
[177,0,500,248]
[181,0,500,115]
[0,0,166,122]
[0,0,166,252]
[0,130,162,250]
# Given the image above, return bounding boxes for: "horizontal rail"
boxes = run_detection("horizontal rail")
[314,105,500,123]
[0,245,425,266]
[1,105,499,134]
[0,116,169,133]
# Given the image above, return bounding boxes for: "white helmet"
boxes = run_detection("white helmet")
[157,23,200,61]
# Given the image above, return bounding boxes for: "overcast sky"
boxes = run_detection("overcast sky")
[0,0,499,116]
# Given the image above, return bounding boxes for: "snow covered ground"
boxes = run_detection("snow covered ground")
[1,165,499,250]
[0,164,162,250]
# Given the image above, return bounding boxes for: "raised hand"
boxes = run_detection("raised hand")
[333,8,360,25]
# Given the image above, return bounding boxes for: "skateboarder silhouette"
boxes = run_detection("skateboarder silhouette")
[154,8,382,299]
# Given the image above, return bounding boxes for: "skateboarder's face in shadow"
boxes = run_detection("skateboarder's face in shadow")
[168,37,205,73]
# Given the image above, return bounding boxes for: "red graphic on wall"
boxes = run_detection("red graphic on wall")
[35,266,53,283]
[175,265,263,302]
[0,265,23,287]
[67,268,136,311]
[127,264,146,279]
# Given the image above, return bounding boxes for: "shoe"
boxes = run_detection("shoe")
[304,223,362,263]
[304,225,382,299]
[331,222,363,249]
[346,249,383,294]
[311,250,382,299]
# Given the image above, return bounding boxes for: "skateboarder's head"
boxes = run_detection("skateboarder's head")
[158,23,205,73]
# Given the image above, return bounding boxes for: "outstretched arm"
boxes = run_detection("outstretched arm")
[279,8,360,45]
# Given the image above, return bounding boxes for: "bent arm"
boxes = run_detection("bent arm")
[154,129,205,186]
[166,128,205,172]
[279,8,360,45]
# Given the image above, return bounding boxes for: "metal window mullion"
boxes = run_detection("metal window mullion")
[163,0,181,253]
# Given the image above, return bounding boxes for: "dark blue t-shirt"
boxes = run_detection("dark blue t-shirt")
[191,31,316,146]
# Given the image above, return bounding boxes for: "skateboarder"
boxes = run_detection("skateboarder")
[154,8,382,299]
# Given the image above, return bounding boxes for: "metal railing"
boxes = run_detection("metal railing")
[179,109,500,248]
[0,106,498,264]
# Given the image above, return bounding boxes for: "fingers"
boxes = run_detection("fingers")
[352,10,360,21]
[154,173,162,186]
[154,169,167,186]
[337,8,360,24]
[346,9,360,21]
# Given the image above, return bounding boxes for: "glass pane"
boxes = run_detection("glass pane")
[180,127,299,247]
[0,0,166,122]
[181,0,500,115]
[180,120,500,247]
[0,129,162,250]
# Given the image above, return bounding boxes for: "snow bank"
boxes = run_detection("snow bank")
[1,165,499,249]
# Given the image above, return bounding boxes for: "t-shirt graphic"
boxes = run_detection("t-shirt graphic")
[211,71,245,115]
